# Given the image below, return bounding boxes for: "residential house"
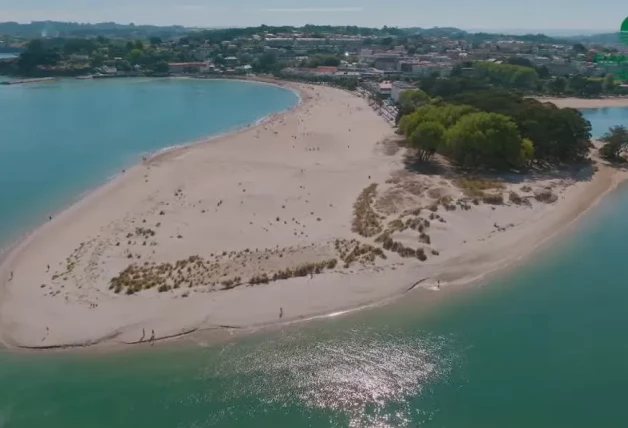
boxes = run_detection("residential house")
[168,62,210,74]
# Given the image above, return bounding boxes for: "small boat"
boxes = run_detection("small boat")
[76,75,93,80]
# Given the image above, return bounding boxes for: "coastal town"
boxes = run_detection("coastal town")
[1,22,628,100]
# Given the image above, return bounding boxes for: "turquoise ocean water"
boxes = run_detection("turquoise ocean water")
[581,106,628,137]
[0,88,628,427]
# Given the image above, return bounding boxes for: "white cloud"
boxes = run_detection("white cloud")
[261,7,363,13]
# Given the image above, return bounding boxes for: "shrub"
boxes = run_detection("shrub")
[509,191,522,205]
[351,184,383,237]
[482,193,504,205]
[534,190,558,203]
[456,178,504,197]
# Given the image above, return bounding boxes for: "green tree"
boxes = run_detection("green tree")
[445,89,591,163]
[153,60,169,73]
[572,43,586,54]
[17,39,60,73]
[409,121,445,161]
[397,89,430,115]
[445,112,524,169]
[521,138,535,164]
[473,61,539,89]
[599,125,628,160]
[510,67,539,89]
[399,104,476,137]
[603,73,615,93]
[545,77,566,95]
[149,36,162,46]
[305,55,341,68]
[127,48,144,64]
[253,52,279,73]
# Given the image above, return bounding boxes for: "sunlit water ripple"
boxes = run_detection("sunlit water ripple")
[185,327,457,427]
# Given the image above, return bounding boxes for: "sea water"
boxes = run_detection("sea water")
[1,96,628,427]
[0,78,298,247]
[582,106,628,138]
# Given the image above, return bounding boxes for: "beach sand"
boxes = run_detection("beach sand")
[0,83,625,350]
[536,96,628,109]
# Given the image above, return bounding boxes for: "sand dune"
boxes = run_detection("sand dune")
[0,83,624,350]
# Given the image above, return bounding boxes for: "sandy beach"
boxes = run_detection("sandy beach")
[536,96,628,109]
[1,83,626,350]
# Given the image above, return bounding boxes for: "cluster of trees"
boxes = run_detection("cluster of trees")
[542,74,620,97]
[446,90,592,163]
[301,55,342,68]
[398,89,592,169]
[397,88,431,116]
[14,39,60,73]
[444,61,627,97]
[2,36,185,76]
[600,126,628,160]
[473,61,540,89]
[399,104,534,169]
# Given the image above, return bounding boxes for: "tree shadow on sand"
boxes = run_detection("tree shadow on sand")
[402,148,596,185]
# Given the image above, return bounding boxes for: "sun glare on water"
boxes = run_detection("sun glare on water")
[188,326,457,427]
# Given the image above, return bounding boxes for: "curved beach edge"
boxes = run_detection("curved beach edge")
[0,76,305,350]
[0,83,625,352]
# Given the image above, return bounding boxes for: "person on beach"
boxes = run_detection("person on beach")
[9,271,13,281]
[149,329,155,345]
[279,307,283,319]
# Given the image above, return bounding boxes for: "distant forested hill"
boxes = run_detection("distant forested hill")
[564,32,621,45]
[0,21,190,39]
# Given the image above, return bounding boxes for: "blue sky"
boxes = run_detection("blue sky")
[0,0,623,32]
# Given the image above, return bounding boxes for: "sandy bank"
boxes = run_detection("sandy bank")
[1,83,625,350]
[536,97,628,109]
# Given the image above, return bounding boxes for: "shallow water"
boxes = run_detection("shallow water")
[0,78,298,246]
[581,106,628,138]
[1,94,628,427]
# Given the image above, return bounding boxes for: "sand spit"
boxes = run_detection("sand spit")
[0,83,625,350]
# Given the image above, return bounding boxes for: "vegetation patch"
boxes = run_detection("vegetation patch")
[135,227,156,238]
[352,184,384,237]
[534,190,558,203]
[455,178,505,198]
[249,259,338,285]
[335,239,386,267]
[482,193,504,205]
[375,233,428,261]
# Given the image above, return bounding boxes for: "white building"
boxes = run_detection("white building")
[391,81,416,103]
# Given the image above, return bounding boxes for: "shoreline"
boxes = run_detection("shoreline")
[0,77,302,261]
[536,96,628,109]
[0,77,305,350]
[1,83,626,352]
